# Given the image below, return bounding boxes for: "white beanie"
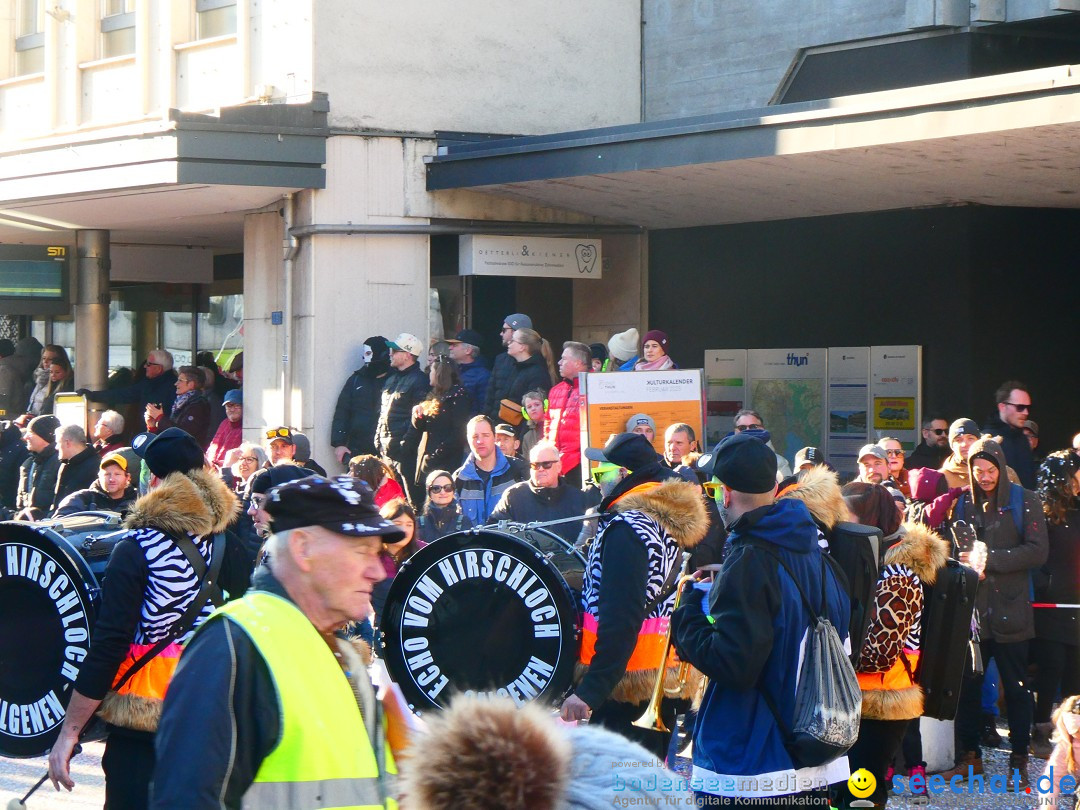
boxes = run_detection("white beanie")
[607,328,640,364]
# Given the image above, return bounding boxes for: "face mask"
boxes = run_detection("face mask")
[362,345,374,365]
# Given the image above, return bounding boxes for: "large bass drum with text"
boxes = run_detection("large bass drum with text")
[0,514,125,757]
[380,527,584,716]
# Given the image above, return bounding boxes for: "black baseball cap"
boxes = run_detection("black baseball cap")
[264,475,406,541]
[447,329,483,347]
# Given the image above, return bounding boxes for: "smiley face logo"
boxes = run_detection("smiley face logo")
[847,768,876,799]
[575,243,597,274]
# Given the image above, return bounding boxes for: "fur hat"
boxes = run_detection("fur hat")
[400,697,691,809]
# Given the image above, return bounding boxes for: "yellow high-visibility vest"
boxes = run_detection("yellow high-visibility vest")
[214,591,397,809]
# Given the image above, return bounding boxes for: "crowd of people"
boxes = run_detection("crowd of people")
[0,321,1075,809]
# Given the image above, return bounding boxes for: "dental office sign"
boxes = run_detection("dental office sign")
[459,235,602,279]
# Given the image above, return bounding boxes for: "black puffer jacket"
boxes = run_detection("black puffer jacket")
[16,446,60,520]
[488,480,589,543]
[330,367,388,457]
[54,481,138,517]
[375,362,429,463]
[0,424,29,510]
[499,354,552,414]
[53,446,103,511]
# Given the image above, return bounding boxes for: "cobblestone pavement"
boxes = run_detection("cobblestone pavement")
[0,742,104,810]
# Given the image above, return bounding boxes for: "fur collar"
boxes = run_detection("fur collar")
[883,522,950,585]
[611,479,707,548]
[779,466,850,530]
[125,468,239,537]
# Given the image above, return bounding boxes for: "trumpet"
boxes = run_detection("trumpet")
[632,551,693,733]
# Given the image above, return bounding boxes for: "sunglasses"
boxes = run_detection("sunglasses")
[884,449,904,456]
[702,481,724,499]
[591,467,620,483]
[265,428,292,439]
[144,361,162,368]
[530,460,559,471]
[428,483,454,494]
[928,428,948,435]
[734,424,762,432]
[1003,402,1031,412]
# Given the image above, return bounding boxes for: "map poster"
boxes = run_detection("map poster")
[579,369,705,479]
[827,347,870,476]
[870,346,922,449]
[745,349,827,468]
[704,350,747,448]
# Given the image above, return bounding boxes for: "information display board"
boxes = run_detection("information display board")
[52,393,88,432]
[579,369,705,470]
[745,349,827,468]
[870,346,922,449]
[827,347,870,476]
[704,350,747,448]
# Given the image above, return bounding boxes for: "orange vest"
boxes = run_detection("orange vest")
[857,650,918,693]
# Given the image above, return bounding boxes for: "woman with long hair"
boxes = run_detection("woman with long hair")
[1030,450,1080,757]
[417,469,473,544]
[837,481,949,808]
[28,345,73,416]
[349,453,405,507]
[411,357,471,486]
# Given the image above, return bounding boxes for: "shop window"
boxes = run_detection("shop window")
[196,293,244,374]
[196,0,237,39]
[101,0,135,58]
[15,0,44,75]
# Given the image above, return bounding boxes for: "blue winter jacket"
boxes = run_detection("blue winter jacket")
[458,360,491,415]
[671,498,851,800]
[452,448,526,525]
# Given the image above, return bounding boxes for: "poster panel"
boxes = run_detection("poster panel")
[579,370,705,470]
[827,347,870,476]
[745,349,827,467]
[869,346,922,450]
[704,350,747,449]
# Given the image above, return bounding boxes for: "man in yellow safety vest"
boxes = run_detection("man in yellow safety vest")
[151,475,410,809]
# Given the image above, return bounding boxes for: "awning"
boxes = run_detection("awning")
[426,65,1080,229]
[0,97,328,247]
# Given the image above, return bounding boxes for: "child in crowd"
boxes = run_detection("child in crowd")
[1044,695,1080,810]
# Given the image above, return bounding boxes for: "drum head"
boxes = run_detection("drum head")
[0,522,99,758]
[500,525,585,599]
[381,529,580,716]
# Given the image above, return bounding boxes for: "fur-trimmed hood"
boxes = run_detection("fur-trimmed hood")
[125,468,239,537]
[883,521,950,585]
[611,479,708,548]
[778,465,850,530]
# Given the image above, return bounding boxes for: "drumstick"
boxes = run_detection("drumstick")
[7,744,81,809]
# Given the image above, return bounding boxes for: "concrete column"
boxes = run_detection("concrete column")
[74,230,110,400]
[133,311,157,367]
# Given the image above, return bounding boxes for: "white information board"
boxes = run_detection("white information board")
[869,345,922,449]
[703,349,747,448]
[827,347,870,476]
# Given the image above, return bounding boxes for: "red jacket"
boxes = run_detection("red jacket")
[545,377,582,474]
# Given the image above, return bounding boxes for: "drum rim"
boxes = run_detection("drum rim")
[381,528,581,715]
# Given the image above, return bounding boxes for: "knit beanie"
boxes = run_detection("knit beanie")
[399,697,691,810]
[606,328,639,363]
[642,329,669,353]
[26,414,61,445]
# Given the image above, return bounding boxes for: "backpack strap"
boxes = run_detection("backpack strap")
[745,540,830,745]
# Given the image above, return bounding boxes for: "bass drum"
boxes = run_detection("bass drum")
[487,522,586,601]
[381,529,581,716]
[0,514,125,758]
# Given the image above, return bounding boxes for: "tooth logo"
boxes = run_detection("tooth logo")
[575,244,597,274]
